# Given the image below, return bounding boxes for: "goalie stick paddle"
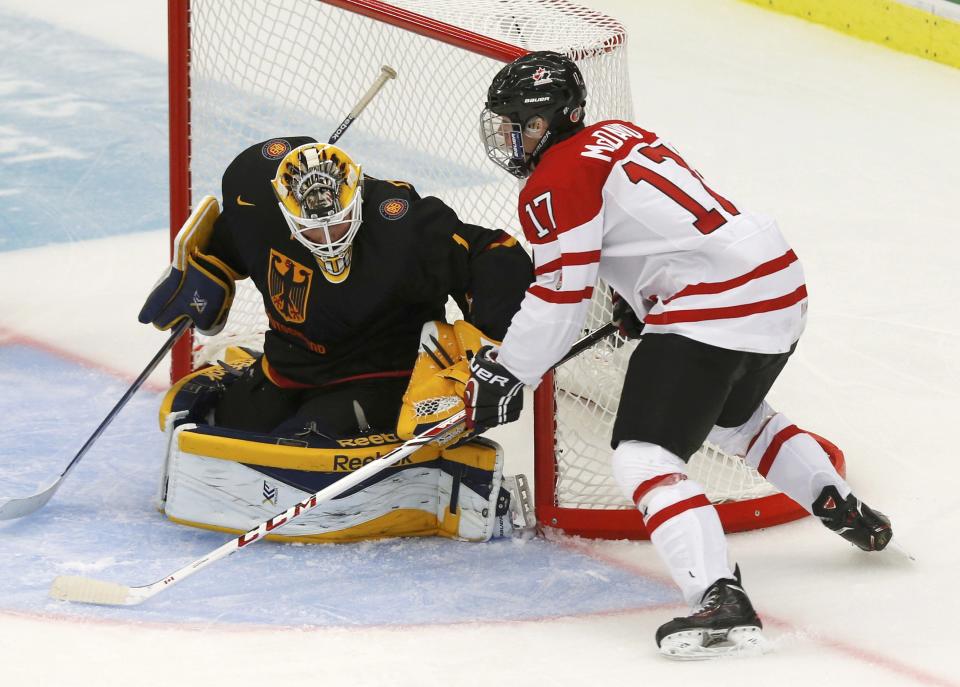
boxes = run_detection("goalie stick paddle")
[0,320,190,521]
[49,321,618,606]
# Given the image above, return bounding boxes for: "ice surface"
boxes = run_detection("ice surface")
[1,0,959,685]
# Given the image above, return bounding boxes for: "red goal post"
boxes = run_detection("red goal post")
[167,0,844,541]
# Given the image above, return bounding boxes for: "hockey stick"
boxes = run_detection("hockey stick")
[328,65,397,144]
[49,321,617,606]
[0,320,190,521]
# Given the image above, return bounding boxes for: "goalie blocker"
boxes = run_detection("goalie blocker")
[157,326,534,543]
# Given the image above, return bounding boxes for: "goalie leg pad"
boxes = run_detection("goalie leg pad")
[157,346,258,431]
[160,423,514,542]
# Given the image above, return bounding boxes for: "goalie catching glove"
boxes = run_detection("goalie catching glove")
[138,195,236,336]
[398,320,496,440]
[464,346,524,433]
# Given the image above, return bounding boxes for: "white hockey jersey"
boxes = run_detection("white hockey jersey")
[498,120,808,387]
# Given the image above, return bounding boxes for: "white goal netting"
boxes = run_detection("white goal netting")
[176,0,777,532]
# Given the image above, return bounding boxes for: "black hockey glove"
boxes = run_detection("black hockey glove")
[611,290,644,339]
[464,345,524,433]
[138,252,235,336]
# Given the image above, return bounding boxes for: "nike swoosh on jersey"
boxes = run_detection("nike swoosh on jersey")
[236,195,256,207]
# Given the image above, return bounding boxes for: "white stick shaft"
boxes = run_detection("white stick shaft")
[50,409,466,605]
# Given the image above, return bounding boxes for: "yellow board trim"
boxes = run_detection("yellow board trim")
[167,509,445,543]
[741,0,960,69]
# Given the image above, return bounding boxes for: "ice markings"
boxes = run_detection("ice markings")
[0,124,87,165]
[0,345,675,627]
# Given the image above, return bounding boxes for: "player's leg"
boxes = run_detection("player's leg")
[708,348,892,552]
[610,334,763,657]
[211,358,303,432]
[275,376,410,437]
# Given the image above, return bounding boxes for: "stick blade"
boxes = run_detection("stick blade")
[0,481,59,520]
[50,575,140,606]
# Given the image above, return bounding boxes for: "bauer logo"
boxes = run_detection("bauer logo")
[262,138,291,160]
[379,198,409,220]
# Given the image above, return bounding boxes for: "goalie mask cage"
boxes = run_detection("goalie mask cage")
[168,0,845,541]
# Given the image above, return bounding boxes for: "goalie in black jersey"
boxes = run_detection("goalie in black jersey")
[142,136,531,435]
[137,137,535,543]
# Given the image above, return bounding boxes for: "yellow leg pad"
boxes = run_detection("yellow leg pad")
[160,423,506,543]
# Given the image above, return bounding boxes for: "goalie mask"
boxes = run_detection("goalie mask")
[480,51,587,179]
[271,143,363,281]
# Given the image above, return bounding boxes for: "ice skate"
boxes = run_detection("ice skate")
[656,567,766,660]
[813,486,892,552]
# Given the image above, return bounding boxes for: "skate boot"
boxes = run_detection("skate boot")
[812,485,892,552]
[655,566,765,660]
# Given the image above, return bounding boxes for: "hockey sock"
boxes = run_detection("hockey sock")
[612,441,735,606]
[743,412,851,512]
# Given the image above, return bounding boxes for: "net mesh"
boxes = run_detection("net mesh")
[182,0,775,524]
[414,396,462,418]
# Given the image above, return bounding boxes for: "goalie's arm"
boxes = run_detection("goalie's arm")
[458,226,532,340]
[138,196,244,336]
[417,201,532,340]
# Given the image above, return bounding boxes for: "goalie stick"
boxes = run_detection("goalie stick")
[0,320,190,521]
[49,322,618,606]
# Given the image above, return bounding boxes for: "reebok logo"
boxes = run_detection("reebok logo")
[332,454,414,472]
[337,433,400,447]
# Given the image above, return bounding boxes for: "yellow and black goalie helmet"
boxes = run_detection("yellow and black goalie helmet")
[271,143,363,278]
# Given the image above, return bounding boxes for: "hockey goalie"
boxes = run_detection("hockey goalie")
[139,137,536,543]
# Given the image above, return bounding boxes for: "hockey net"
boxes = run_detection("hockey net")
[169,0,844,540]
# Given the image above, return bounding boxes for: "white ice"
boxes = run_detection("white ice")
[0,0,958,685]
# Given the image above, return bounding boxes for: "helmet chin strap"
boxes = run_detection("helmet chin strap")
[527,108,585,171]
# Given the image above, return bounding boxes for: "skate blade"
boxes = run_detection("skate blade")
[888,540,915,562]
[659,626,767,661]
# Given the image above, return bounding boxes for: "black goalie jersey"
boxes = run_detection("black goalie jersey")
[206,136,533,388]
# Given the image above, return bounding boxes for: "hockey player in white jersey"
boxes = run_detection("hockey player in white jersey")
[470,51,893,659]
